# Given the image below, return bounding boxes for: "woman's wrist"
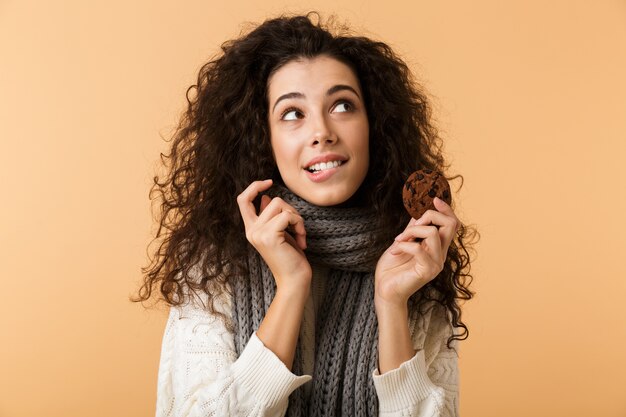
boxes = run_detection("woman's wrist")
[374,297,408,322]
[374,292,408,314]
[374,296,416,374]
[276,280,311,302]
[257,284,309,370]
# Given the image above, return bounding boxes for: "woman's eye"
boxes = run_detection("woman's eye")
[280,100,353,121]
[281,107,301,121]
[333,100,353,113]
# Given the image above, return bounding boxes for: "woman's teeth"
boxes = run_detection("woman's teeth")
[307,160,343,172]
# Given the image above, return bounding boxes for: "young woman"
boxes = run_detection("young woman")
[133,11,477,417]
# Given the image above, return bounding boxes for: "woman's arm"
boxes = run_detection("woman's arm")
[156,180,314,416]
[236,179,313,371]
[372,301,459,417]
[375,301,416,373]
[256,285,309,370]
[372,196,462,416]
[155,292,311,417]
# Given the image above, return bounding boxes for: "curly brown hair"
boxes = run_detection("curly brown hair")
[131,11,479,350]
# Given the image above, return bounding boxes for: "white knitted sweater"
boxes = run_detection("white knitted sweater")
[155,264,460,416]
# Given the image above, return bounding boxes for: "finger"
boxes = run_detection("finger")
[236,179,273,228]
[390,240,426,259]
[256,197,308,250]
[396,220,444,241]
[433,196,455,216]
[257,196,285,223]
[264,209,307,250]
[257,197,296,224]
[415,209,449,227]
[400,217,419,234]
[417,208,460,231]
[403,209,459,251]
[390,241,439,273]
[394,225,443,264]
[283,228,307,255]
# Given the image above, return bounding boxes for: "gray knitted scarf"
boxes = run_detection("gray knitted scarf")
[232,183,387,416]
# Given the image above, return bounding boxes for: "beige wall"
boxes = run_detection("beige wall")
[2,1,625,416]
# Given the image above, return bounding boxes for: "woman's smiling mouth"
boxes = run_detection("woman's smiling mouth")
[305,160,345,173]
[304,160,346,182]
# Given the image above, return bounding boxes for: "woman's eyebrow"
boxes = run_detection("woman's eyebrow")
[272,84,360,114]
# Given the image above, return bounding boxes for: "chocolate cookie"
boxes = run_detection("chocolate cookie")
[402,169,452,220]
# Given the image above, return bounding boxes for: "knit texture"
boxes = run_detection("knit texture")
[153,264,460,416]
[231,183,387,417]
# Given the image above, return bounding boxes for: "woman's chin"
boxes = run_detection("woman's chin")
[304,187,365,208]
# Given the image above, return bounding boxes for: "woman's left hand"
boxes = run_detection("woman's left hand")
[374,197,461,307]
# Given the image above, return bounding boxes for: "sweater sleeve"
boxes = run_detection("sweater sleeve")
[155,295,312,417]
[371,303,460,417]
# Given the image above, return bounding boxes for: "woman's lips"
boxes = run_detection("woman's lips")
[304,161,345,182]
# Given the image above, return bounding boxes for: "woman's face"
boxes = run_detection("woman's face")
[266,55,369,206]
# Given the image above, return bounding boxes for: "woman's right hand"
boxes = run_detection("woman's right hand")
[236,179,312,294]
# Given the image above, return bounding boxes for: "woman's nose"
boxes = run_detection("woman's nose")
[310,115,337,146]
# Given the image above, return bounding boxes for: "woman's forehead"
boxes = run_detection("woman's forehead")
[267,56,362,102]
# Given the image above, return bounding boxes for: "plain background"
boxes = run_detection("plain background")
[1,1,625,416]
